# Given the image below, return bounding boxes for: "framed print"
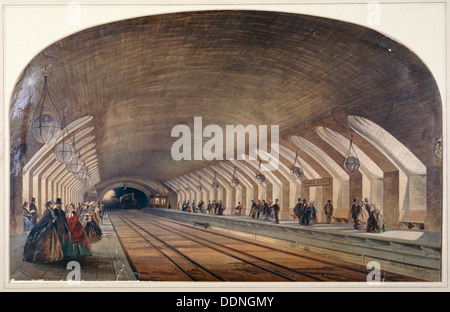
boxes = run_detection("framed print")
[1,0,448,295]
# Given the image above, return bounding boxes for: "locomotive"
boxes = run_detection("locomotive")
[120,193,140,210]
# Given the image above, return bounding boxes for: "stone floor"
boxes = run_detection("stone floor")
[9,213,136,282]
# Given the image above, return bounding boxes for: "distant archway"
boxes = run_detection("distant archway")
[102,186,149,210]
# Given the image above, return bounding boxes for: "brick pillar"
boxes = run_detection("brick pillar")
[383,171,400,228]
[214,189,218,201]
[300,177,310,201]
[349,171,363,207]
[241,185,247,213]
[322,182,333,223]
[266,183,273,201]
[281,180,291,219]
[231,186,236,213]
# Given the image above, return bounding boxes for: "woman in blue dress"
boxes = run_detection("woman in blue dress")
[22,202,34,232]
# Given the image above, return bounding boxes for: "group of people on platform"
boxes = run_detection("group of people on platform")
[178,196,386,233]
[293,198,320,226]
[181,199,227,215]
[180,198,281,223]
[350,198,386,233]
[248,199,281,224]
[22,198,104,264]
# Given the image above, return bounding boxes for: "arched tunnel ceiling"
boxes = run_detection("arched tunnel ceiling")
[10,10,441,193]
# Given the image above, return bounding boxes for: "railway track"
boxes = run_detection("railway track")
[109,210,419,282]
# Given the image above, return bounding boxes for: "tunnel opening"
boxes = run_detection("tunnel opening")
[102,187,149,210]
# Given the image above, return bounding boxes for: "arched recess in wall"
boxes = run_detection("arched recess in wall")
[291,135,349,216]
[347,115,427,226]
[316,126,384,212]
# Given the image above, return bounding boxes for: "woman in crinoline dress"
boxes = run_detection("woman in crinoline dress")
[367,203,386,233]
[23,201,64,263]
[64,203,92,259]
[83,213,103,244]
[354,201,370,230]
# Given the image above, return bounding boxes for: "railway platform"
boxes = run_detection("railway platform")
[9,212,136,283]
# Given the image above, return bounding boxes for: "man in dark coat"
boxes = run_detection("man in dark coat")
[350,198,360,224]
[299,199,307,224]
[54,198,69,251]
[29,197,39,226]
[293,198,303,224]
[324,200,334,224]
[273,199,280,224]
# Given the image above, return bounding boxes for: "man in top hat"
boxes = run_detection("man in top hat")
[273,199,280,224]
[350,198,360,224]
[54,198,69,250]
[28,197,39,225]
[293,198,303,223]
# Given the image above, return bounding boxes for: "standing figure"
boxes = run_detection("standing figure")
[94,203,102,225]
[23,202,33,232]
[324,200,334,224]
[263,200,269,220]
[366,203,386,233]
[29,197,39,226]
[182,201,187,212]
[79,203,89,224]
[350,198,360,224]
[99,202,105,224]
[354,202,369,230]
[214,200,219,215]
[250,200,256,218]
[273,199,280,224]
[199,200,206,213]
[83,213,103,244]
[363,198,371,215]
[309,201,318,225]
[234,202,242,215]
[293,198,303,224]
[54,198,69,252]
[186,200,191,212]
[64,203,92,259]
[207,200,213,214]
[218,200,225,215]
[192,200,198,213]
[301,201,311,226]
[253,200,261,219]
[23,201,64,263]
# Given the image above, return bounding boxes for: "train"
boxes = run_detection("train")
[119,193,140,210]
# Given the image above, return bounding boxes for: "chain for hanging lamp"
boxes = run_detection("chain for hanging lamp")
[290,151,303,180]
[197,175,203,191]
[211,171,219,189]
[255,160,265,184]
[343,136,360,173]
